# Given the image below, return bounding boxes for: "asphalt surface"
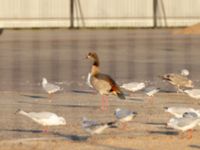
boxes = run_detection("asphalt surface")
[0,29,200,150]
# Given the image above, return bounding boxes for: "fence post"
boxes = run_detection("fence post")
[153,0,158,28]
[70,0,74,29]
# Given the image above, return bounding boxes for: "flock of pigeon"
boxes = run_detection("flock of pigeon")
[15,52,200,139]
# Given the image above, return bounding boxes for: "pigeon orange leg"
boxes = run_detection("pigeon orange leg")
[187,129,193,139]
[42,127,49,133]
[179,132,185,139]
[121,123,128,130]
[48,93,53,102]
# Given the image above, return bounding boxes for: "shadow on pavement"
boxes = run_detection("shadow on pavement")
[72,89,97,94]
[125,97,144,102]
[148,130,178,135]
[0,128,43,133]
[145,122,166,126]
[189,145,200,149]
[1,128,89,142]
[17,101,99,109]
[53,132,89,142]
[93,143,139,150]
[21,94,46,99]
[0,29,3,35]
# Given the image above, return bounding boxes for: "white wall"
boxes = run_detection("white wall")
[0,0,199,28]
[0,0,70,28]
[74,0,153,27]
[156,0,200,27]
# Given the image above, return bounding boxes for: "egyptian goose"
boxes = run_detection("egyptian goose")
[86,52,125,110]
[159,73,193,92]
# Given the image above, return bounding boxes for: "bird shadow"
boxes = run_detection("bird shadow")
[159,89,175,93]
[148,130,178,135]
[125,97,144,102]
[189,145,200,149]
[145,122,166,126]
[21,94,46,99]
[166,102,193,105]
[72,89,97,94]
[0,29,3,35]
[1,128,89,142]
[17,101,99,109]
[53,132,89,142]
[93,143,139,150]
[1,128,43,134]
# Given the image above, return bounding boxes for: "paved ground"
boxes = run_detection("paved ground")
[0,29,200,149]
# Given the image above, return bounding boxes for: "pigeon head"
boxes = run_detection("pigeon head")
[164,107,169,112]
[115,108,121,113]
[60,117,66,125]
[181,69,189,76]
[42,78,48,85]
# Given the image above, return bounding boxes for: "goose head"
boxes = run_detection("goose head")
[86,52,99,66]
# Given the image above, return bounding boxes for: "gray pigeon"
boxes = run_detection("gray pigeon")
[114,108,137,123]
[42,77,61,99]
[82,117,116,135]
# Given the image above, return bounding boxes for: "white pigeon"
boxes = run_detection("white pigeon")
[145,86,160,96]
[167,116,200,139]
[184,89,200,99]
[164,107,200,118]
[42,78,61,96]
[167,117,200,132]
[121,82,145,92]
[181,69,190,77]
[16,109,66,126]
[82,117,115,135]
[114,108,137,123]
[86,73,93,88]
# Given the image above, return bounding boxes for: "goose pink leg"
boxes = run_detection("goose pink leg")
[101,96,105,111]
